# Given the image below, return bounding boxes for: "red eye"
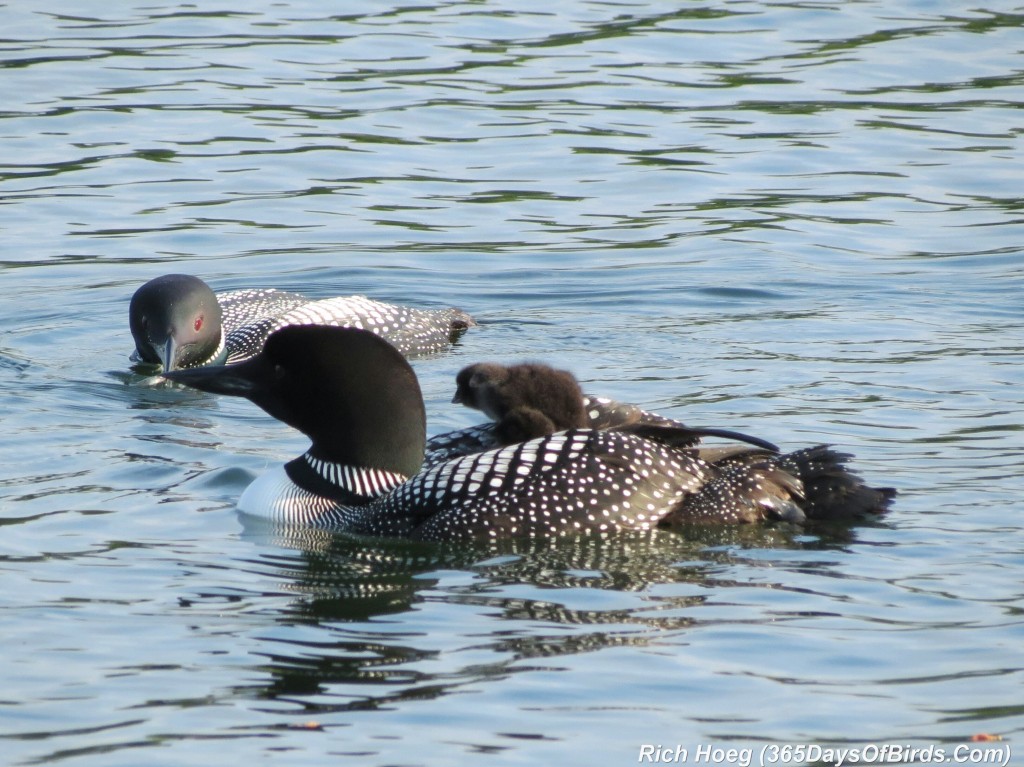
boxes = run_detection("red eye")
[194,316,203,332]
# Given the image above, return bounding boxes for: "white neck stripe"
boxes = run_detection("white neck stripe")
[304,454,406,497]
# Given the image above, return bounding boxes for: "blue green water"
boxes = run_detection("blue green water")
[1,2,1021,765]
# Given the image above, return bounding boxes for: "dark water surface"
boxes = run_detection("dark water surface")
[1,2,1022,765]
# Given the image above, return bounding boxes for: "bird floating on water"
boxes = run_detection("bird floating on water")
[165,325,894,541]
[129,273,473,373]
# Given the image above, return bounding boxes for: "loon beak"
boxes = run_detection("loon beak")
[163,362,260,396]
[451,391,464,404]
[159,335,178,375]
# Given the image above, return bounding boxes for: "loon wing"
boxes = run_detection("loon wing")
[376,429,711,542]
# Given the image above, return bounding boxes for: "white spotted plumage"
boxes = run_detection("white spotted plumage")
[243,430,714,542]
[216,289,470,363]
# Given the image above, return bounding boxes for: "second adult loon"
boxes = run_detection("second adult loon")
[165,325,894,540]
[129,273,474,373]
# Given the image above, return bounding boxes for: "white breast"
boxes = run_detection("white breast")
[237,466,338,526]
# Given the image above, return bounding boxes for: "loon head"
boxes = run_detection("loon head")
[165,325,427,478]
[452,362,510,420]
[130,274,224,373]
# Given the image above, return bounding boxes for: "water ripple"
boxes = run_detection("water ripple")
[1,0,1022,764]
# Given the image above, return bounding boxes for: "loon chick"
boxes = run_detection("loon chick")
[453,362,587,443]
[165,326,821,540]
[434,361,895,525]
[450,361,779,452]
[129,273,474,373]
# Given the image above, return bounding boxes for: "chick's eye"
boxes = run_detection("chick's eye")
[194,316,203,332]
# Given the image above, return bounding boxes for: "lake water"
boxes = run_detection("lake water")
[1,1,1022,765]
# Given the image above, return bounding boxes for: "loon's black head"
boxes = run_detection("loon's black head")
[165,325,427,478]
[130,274,224,373]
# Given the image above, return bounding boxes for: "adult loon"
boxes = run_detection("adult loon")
[165,325,894,540]
[129,273,474,373]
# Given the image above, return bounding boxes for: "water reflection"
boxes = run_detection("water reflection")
[224,521,877,713]
[246,521,864,605]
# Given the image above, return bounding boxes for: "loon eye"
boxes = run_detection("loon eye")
[194,316,203,332]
